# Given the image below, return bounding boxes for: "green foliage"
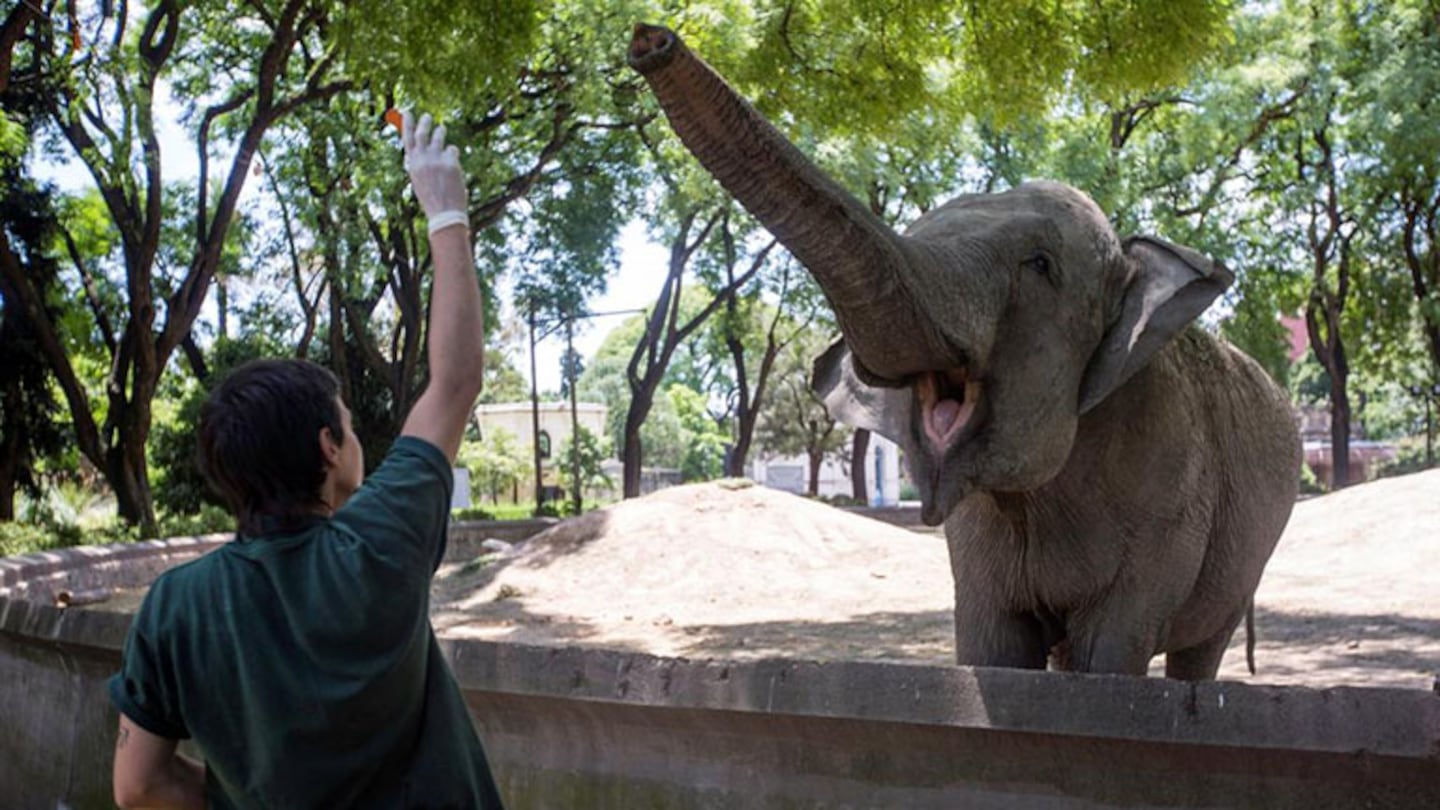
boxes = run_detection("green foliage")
[0,521,67,559]
[756,326,851,470]
[457,426,531,505]
[556,425,615,501]
[667,384,727,481]
[480,345,531,405]
[711,1,1234,132]
[0,163,68,510]
[151,336,286,516]
[333,0,541,108]
[0,497,234,559]
[0,110,26,166]
[1374,436,1438,480]
[579,313,691,469]
[454,500,553,521]
[1298,462,1326,496]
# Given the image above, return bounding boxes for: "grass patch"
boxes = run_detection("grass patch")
[0,504,235,559]
[453,499,614,522]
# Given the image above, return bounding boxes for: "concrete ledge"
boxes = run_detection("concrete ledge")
[447,641,1440,759]
[3,541,1438,809]
[447,518,558,560]
[452,641,1440,808]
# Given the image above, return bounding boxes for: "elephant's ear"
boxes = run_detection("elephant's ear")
[811,339,912,444]
[1078,236,1234,414]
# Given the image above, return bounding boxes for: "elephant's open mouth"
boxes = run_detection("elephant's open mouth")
[917,369,981,452]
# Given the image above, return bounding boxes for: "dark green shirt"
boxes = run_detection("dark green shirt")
[110,437,504,809]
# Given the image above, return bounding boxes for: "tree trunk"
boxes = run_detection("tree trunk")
[0,412,19,520]
[622,371,661,498]
[725,314,782,479]
[622,414,645,498]
[620,207,751,497]
[1329,363,1351,487]
[1300,122,1352,491]
[106,427,156,535]
[851,428,871,502]
[806,443,822,497]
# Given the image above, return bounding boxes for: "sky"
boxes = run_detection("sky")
[504,225,666,394]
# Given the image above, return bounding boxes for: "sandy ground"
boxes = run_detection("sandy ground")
[432,470,1440,691]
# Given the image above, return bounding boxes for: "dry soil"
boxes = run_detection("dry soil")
[432,470,1440,691]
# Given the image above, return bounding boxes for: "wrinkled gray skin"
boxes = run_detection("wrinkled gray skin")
[628,25,1301,679]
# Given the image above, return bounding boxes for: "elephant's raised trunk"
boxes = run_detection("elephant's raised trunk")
[628,23,961,383]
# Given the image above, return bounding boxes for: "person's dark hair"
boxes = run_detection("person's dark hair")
[197,359,344,535]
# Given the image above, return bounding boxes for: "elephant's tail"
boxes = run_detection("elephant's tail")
[1245,597,1257,675]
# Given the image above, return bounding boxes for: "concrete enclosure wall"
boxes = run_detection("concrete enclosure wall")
[3,536,1439,809]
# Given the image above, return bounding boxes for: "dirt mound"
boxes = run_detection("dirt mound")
[431,479,953,662]
[432,470,1440,690]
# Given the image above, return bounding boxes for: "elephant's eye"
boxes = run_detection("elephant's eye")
[1023,252,1054,279]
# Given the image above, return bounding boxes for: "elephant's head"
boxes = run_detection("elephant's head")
[628,25,1232,524]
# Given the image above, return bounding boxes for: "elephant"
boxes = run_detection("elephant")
[628,23,1302,680]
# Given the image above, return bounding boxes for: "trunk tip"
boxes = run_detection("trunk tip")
[628,22,677,72]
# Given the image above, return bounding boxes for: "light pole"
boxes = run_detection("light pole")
[528,305,545,515]
[565,319,582,514]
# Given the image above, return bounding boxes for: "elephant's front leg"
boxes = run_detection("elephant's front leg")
[952,598,1049,670]
[1063,596,1167,676]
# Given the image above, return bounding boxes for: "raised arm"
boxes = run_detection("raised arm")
[398,112,485,462]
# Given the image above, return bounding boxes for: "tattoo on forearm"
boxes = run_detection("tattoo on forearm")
[117,724,130,749]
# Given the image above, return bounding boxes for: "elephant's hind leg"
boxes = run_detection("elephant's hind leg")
[1165,621,1240,680]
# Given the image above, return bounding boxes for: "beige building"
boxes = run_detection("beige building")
[472,401,607,502]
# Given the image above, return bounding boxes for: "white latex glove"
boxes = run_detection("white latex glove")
[402,110,469,233]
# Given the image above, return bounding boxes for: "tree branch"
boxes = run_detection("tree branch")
[0,231,105,468]
[0,1,39,95]
[58,224,119,356]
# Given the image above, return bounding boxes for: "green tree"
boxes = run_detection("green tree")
[479,316,532,405]
[555,425,614,509]
[667,383,727,482]
[756,328,851,496]
[2,1,348,533]
[0,172,67,521]
[458,426,530,505]
[578,313,691,471]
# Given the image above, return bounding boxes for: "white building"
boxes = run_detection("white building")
[746,433,903,506]
[472,401,607,502]
[472,400,904,506]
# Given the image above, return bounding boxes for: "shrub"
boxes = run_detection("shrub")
[1375,439,1437,480]
[452,506,497,522]
[1298,462,1326,496]
[0,521,60,558]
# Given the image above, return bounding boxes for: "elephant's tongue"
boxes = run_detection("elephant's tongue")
[931,399,963,435]
[920,373,979,450]
[923,390,979,450]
